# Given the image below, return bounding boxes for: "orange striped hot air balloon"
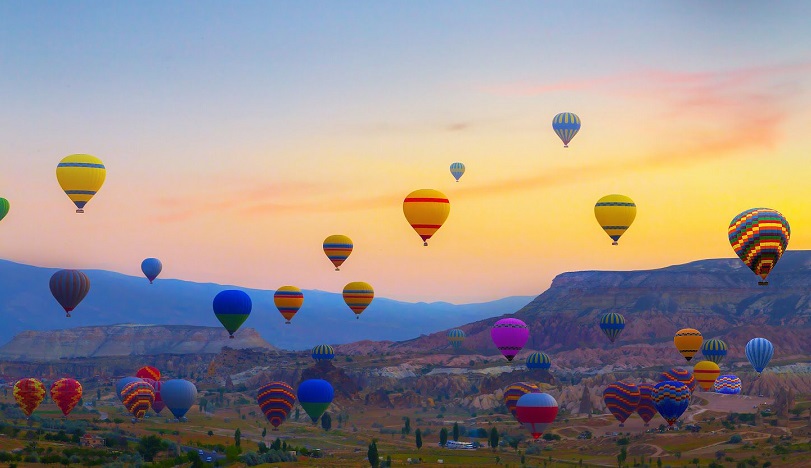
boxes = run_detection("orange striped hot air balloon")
[13,378,46,417]
[50,378,83,417]
[403,189,450,246]
[693,361,721,391]
[274,286,304,324]
[674,328,703,362]
[342,282,374,319]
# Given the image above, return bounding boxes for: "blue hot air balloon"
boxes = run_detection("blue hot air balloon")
[213,290,252,339]
[526,352,551,370]
[116,377,142,403]
[297,379,334,424]
[140,258,163,284]
[745,338,774,374]
[599,312,625,343]
[449,162,465,182]
[49,269,91,318]
[311,345,335,362]
[552,112,581,148]
[161,379,198,420]
[714,375,742,395]
[653,381,690,426]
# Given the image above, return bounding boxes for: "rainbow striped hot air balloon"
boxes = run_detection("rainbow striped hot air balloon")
[213,290,252,338]
[121,381,155,421]
[745,337,774,374]
[636,383,658,426]
[13,378,46,417]
[447,329,466,349]
[274,286,304,324]
[594,195,636,245]
[491,318,529,362]
[503,382,540,420]
[599,312,625,343]
[311,344,335,362]
[700,338,728,365]
[257,382,296,430]
[653,381,690,426]
[56,154,106,213]
[603,382,641,427]
[693,360,721,391]
[526,352,551,371]
[728,208,790,286]
[515,392,559,440]
[659,368,696,394]
[674,328,703,362]
[49,269,90,318]
[552,112,581,148]
[343,282,373,319]
[449,162,465,182]
[323,235,353,271]
[714,375,742,395]
[403,189,450,246]
[50,378,83,417]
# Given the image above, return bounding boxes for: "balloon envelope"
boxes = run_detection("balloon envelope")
[142,378,165,414]
[343,282,374,319]
[594,195,636,245]
[599,313,625,343]
[653,381,690,426]
[0,198,9,222]
[140,258,162,284]
[403,189,450,246]
[603,382,641,425]
[297,379,334,423]
[491,318,529,361]
[274,286,303,324]
[50,378,83,417]
[49,270,90,317]
[447,329,465,349]
[503,382,540,420]
[693,361,721,391]
[116,377,142,402]
[526,352,551,370]
[552,112,581,147]
[659,368,696,394]
[745,338,774,374]
[700,339,728,365]
[13,378,46,417]
[714,375,742,395]
[161,379,198,420]
[213,290,252,338]
[449,162,465,182]
[728,208,790,285]
[674,328,703,362]
[136,366,160,381]
[636,383,658,426]
[323,234,353,271]
[515,392,559,439]
[56,154,106,213]
[258,382,296,429]
[121,381,154,420]
[311,344,335,362]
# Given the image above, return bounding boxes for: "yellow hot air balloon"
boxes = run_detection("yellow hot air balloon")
[56,154,106,213]
[594,194,636,245]
[693,360,721,391]
[273,286,304,324]
[674,328,703,362]
[403,189,450,246]
[323,234,353,271]
[343,281,374,319]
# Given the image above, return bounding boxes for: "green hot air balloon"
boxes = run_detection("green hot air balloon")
[297,379,334,424]
[213,290,252,338]
[0,198,9,222]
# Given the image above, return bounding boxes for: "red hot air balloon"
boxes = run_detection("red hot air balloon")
[49,270,90,317]
[503,382,540,420]
[50,378,83,417]
[121,381,155,421]
[491,318,529,361]
[13,378,46,417]
[136,366,160,381]
[515,392,559,440]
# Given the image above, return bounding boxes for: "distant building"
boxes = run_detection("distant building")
[443,440,475,450]
[81,434,105,448]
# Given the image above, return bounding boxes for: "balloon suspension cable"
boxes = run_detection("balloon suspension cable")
[758,281,768,286]
[612,241,618,246]
[76,209,84,213]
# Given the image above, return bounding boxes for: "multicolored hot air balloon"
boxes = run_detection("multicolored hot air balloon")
[323,235,353,271]
[121,381,154,421]
[140,258,162,284]
[403,189,450,246]
[636,383,658,426]
[693,361,721,391]
[50,378,83,417]
[745,338,774,374]
[0,198,9,222]
[450,162,465,182]
[13,378,46,417]
[49,270,90,318]
[257,382,296,429]
[491,318,529,362]
[56,154,106,213]
[526,352,551,371]
[142,378,165,414]
[136,366,160,381]
[714,375,742,395]
[213,290,252,338]
[552,112,581,148]
[728,208,790,286]
[603,382,641,426]
[674,328,703,362]
[599,313,625,343]
[503,382,540,419]
[297,379,334,424]
[515,392,559,440]
[659,368,697,394]
[594,195,636,245]
[274,286,304,324]
[653,381,690,426]
[161,379,198,420]
[311,344,335,362]
[343,282,373,319]
[116,377,142,403]
[447,329,466,349]
[700,339,728,365]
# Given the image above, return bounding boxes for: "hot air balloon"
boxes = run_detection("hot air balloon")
[603,382,641,427]
[599,312,625,343]
[515,392,559,440]
[297,379,334,424]
[653,381,690,426]
[56,154,106,213]
[552,112,581,148]
[161,379,197,420]
[342,282,373,319]
[257,382,296,430]
[50,378,83,417]
[693,361,721,391]
[674,328,703,362]
[447,329,466,349]
[121,381,154,421]
[141,258,162,284]
[136,366,160,381]
[714,375,742,395]
[116,377,142,403]
[700,339,728,365]
[491,318,529,362]
[13,378,46,417]
[594,195,636,245]
[526,352,551,371]
[636,383,658,427]
[274,286,303,324]
[659,368,697,394]
[745,338,774,374]
[311,344,335,362]
[49,270,90,318]
[142,378,165,414]
[403,189,450,246]
[213,290,252,338]
[728,208,790,286]
[503,382,540,420]
[0,198,9,222]
[323,235,353,271]
[450,162,465,182]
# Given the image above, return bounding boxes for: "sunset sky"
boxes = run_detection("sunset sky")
[1,2,810,303]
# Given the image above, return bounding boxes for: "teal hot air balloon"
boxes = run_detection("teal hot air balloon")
[449,162,465,182]
[49,270,91,318]
[311,344,335,362]
[653,381,690,426]
[603,382,641,427]
[140,258,163,284]
[745,337,774,374]
[297,379,334,424]
[599,313,625,343]
[526,352,551,370]
[552,112,581,148]
[213,290,252,338]
[161,379,198,420]
[447,329,465,349]
[700,338,728,365]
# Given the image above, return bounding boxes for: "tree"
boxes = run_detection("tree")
[452,422,460,441]
[367,439,379,468]
[207,430,213,437]
[137,435,167,462]
[96,389,101,401]
[404,417,411,435]
[234,428,241,447]
[415,429,422,449]
[199,397,208,413]
[321,413,332,431]
[657,457,663,468]
[489,427,499,451]
[617,447,627,467]
[295,408,300,421]
[439,428,448,447]
[262,427,267,439]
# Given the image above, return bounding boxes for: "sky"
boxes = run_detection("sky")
[1,1,810,303]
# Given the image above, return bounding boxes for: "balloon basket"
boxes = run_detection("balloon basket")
[76,209,84,213]
[423,241,428,246]
[612,241,618,246]
[229,335,234,339]
[356,316,359,320]
[758,281,768,286]
[65,313,71,318]
[563,145,568,148]
[335,267,340,271]
[285,321,291,325]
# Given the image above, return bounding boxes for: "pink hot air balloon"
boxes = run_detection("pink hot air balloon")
[142,379,165,415]
[491,318,529,361]
[515,392,559,440]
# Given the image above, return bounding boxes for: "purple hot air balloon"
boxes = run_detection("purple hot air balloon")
[491,318,529,362]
